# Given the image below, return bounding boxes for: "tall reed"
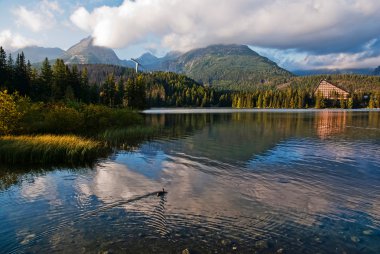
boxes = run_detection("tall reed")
[100,126,159,147]
[0,135,106,165]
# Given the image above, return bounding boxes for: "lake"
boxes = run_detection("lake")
[1,109,380,253]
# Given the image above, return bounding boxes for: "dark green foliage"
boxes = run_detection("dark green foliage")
[0,47,97,104]
[81,104,143,133]
[124,75,146,109]
[0,47,6,87]
[19,103,143,135]
[143,72,222,107]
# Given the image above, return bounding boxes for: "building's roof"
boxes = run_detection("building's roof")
[314,79,349,94]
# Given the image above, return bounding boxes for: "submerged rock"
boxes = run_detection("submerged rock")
[20,234,35,245]
[276,248,284,254]
[255,240,268,249]
[350,236,360,243]
[221,239,230,246]
[363,229,374,235]
[98,251,111,254]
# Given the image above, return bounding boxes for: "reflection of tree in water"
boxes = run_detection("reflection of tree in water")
[0,171,19,190]
[147,194,170,237]
[148,112,313,163]
[0,166,45,191]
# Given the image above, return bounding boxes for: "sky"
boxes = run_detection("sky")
[1,0,380,70]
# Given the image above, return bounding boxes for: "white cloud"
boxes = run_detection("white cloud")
[0,30,36,51]
[13,0,63,32]
[304,52,380,70]
[70,0,380,55]
[253,45,380,70]
[13,6,45,32]
[69,7,91,32]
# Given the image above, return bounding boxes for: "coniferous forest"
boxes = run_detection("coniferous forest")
[1,46,380,117]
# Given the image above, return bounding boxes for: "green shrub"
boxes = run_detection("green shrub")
[0,90,22,135]
[81,104,143,132]
[43,105,84,133]
[20,104,84,134]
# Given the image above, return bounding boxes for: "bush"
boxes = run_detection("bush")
[0,90,22,135]
[20,104,84,134]
[43,105,85,133]
[2,94,144,135]
[81,104,143,133]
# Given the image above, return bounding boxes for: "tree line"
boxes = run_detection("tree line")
[1,46,379,110]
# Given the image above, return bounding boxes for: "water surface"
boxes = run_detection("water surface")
[1,110,380,253]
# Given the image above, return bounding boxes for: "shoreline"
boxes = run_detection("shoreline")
[143,108,380,114]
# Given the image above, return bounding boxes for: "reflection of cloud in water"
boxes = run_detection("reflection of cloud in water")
[74,153,329,230]
[247,138,380,226]
[74,137,380,232]
[76,162,162,205]
[20,175,61,206]
[115,150,167,180]
[248,174,332,226]
[21,177,49,199]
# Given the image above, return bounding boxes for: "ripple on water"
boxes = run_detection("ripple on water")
[1,111,380,253]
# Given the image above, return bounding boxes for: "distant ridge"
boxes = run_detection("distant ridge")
[374,66,380,76]
[13,46,65,63]
[293,68,376,76]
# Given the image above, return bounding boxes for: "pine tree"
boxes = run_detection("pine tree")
[0,47,6,86]
[52,59,68,100]
[347,97,354,109]
[40,58,53,101]
[368,96,375,109]
[14,52,29,95]
[340,96,346,109]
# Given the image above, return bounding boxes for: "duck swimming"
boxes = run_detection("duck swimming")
[157,188,167,197]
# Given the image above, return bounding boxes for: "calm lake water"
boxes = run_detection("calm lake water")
[1,109,380,253]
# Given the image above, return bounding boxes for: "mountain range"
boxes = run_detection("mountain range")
[12,37,380,89]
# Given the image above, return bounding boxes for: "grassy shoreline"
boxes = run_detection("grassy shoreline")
[0,125,161,166]
[0,135,106,166]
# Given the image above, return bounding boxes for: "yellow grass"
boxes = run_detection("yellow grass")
[0,135,106,165]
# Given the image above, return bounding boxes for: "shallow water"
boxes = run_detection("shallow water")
[1,110,380,253]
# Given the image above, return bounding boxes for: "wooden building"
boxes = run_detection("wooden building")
[314,80,349,99]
